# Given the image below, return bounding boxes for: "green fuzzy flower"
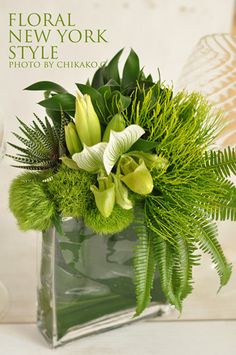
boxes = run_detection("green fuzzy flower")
[47,166,96,217]
[9,172,55,231]
[84,204,134,235]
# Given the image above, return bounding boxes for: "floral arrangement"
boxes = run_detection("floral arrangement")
[8,49,236,315]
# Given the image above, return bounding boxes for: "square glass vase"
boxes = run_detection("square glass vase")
[37,217,168,348]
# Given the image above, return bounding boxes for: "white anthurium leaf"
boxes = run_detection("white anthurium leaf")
[72,142,107,173]
[103,124,145,175]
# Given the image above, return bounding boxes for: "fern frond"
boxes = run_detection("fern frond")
[174,234,200,300]
[133,202,156,317]
[204,182,236,221]
[205,147,236,177]
[152,235,182,311]
[194,217,232,287]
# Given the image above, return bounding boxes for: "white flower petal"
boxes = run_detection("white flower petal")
[103,124,145,174]
[72,142,107,173]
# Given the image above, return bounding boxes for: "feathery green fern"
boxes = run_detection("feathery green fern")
[205,146,236,177]
[129,86,235,311]
[133,202,156,316]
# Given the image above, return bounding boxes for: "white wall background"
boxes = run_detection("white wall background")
[0,0,235,323]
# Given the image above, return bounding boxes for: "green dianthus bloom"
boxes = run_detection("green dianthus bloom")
[84,205,134,235]
[9,172,55,231]
[47,166,96,218]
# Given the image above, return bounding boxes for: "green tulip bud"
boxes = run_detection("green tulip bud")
[102,114,126,142]
[90,176,115,218]
[75,94,101,146]
[64,122,82,156]
[120,157,153,195]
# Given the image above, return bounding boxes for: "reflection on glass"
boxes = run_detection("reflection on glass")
[37,217,168,347]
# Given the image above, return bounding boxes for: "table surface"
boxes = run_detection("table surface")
[0,320,235,355]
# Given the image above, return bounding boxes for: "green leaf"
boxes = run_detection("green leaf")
[103,124,145,174]
[195,218,232,287]
[98,85,112,97]
[174,235,199,300]
[122,49,140,89]
[105,48,123,84]
[129,139,158,152]
[25,81,67,93]
[205,180,236,221]
[152,235,182,311]
[107,91,131,114]
[205,147,236,177]
[91,66,106,89]
[104,79,120,87]
[72,142,107,173]
[133,202,156,316]
[38,93,76,112]
[60,156,79,170]
[76,83,102,101]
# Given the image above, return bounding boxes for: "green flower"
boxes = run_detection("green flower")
[102,113,126,142]
[90,176,115,218]
[120,157,153,195]
[112,173,133,209]
[72,124,145,174]
[64,122,82,156]
[75,93,101,146]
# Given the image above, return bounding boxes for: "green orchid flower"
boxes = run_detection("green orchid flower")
[128,151,169,172]
[103,124,145,174]
[90,176,115,218]
[75,93,101,146]
[72,142,107,173]
[112,173,133,210]
[120,157,153,195]
[72,124,145,174]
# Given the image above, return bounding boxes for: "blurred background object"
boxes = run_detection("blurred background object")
[178,33,236,147]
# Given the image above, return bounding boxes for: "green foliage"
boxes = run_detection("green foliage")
[7,114,68,170]
[24,49,155,126]
[133,202,156,316]
[9,172,55,231]
[152,235,182,311]
[84,205,133,235]
[128,87,235,311]
[205,146,236,178]
[194,217,232,286]
[10,49,236,316]
[47,166,96,217]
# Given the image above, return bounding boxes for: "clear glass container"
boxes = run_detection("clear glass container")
[37,217,168,348]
